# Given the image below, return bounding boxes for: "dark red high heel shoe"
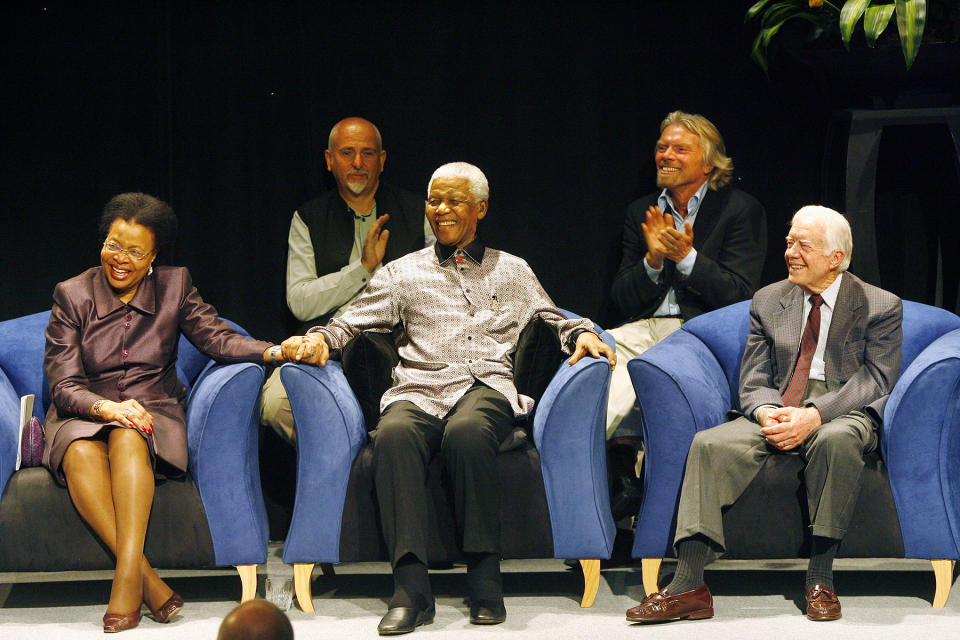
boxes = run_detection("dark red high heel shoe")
[103,609,141,633]
[147,592,184,623]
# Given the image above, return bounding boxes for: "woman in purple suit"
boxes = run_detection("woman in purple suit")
[43,193,314,632]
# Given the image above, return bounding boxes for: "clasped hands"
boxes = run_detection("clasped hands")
[278,331,616,370]
[280,333,330,366]
[640,205,693,270]
[757,405,822,451]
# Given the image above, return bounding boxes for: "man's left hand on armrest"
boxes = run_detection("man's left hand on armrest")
[568,332,616,369]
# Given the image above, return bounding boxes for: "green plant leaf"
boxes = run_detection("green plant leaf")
[746,0,777,22]
[895,0,927,69]
[760,2,805,28]
[864,4,896,45]
[751,32,772,73]
[839,0,871,47]
[751,12,822,74]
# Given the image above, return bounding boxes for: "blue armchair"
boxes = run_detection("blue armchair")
[278,313,616,611]
[0,311,269,601]
[627,299,960,606]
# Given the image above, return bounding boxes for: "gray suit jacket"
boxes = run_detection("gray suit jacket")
[738,272,902,425]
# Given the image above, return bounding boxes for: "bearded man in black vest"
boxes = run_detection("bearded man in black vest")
[261,117,433,443]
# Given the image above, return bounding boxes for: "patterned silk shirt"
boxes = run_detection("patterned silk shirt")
[313,240,595,418]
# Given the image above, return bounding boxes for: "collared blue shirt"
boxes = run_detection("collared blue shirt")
[644,180,711,317]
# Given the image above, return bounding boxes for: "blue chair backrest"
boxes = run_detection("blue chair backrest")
[682,300,751,408]
[0,311,248,420]
[0,311,50,420]
[898,301,960,374]
[679,298,960,409]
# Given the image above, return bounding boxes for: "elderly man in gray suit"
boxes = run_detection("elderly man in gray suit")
[626,205,902,624]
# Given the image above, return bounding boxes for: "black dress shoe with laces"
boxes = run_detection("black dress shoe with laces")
[469,599,506,625]
[377,603,436,635]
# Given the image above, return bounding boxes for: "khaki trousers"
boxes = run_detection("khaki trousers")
[606,317,684,439]
[260,367,296,444]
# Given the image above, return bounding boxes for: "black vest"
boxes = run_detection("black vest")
[296,182,426,328]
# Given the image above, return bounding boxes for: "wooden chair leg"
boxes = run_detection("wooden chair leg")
[294,563,316,612]
[931,559,955,607]
[579,559,600,607]
[641,558,662,597]
[320,562,336,577]
[236,564,257,603]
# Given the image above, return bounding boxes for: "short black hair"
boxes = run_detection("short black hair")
[99,193,178,263]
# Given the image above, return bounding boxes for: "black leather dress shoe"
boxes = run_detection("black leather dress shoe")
[377,603,436,635]
[469,599,506,625]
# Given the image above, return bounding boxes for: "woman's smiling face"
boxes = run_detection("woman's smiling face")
[100,218,156,302]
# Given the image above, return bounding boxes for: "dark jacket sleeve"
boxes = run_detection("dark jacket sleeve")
[611,188,767,322]
[679,191,767,313]
[610,196,669,319]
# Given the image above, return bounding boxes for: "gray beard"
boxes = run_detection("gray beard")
[346,179,368,195]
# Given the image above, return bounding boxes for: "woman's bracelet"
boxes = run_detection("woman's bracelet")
[269,345,283,365]
[91,399,107,420]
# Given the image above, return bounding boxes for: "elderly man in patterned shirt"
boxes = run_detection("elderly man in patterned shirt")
[286,162,615,635]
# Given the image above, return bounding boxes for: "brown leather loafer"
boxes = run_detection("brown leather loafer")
[806,584,841,621]
[625,585,713,623]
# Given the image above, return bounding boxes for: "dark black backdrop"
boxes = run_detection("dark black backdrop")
[2,2,957,340]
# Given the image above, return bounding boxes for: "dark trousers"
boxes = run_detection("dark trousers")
[372,384,515,567]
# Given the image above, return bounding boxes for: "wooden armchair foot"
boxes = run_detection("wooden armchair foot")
[579,559,600,607]
[294,563,316,612]
[931,559,956,607]
[641,558,662,596]
[236,564,257,603]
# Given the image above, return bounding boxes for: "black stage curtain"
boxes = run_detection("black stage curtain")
[2,2,955,339]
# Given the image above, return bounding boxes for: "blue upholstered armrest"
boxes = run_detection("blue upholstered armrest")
[0,368,21,497]
[280,361,366,564]
[883,328,960,560]
[534,341,616,560]
[629,329,730,558]
[532,311,616,559]
[186,361,268,566]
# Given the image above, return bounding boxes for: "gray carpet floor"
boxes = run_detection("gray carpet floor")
[2,545,960,639]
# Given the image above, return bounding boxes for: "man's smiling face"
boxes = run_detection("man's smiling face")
[425,177,487,249]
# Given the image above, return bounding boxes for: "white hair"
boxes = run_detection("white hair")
[428,162,489,202]
[791,205,853,272]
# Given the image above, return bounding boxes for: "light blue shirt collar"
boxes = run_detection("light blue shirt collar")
[657,180,710,227]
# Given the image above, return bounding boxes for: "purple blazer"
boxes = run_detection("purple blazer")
[42,265,273,480]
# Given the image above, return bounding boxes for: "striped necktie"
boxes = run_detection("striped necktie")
[782,294,824,407]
